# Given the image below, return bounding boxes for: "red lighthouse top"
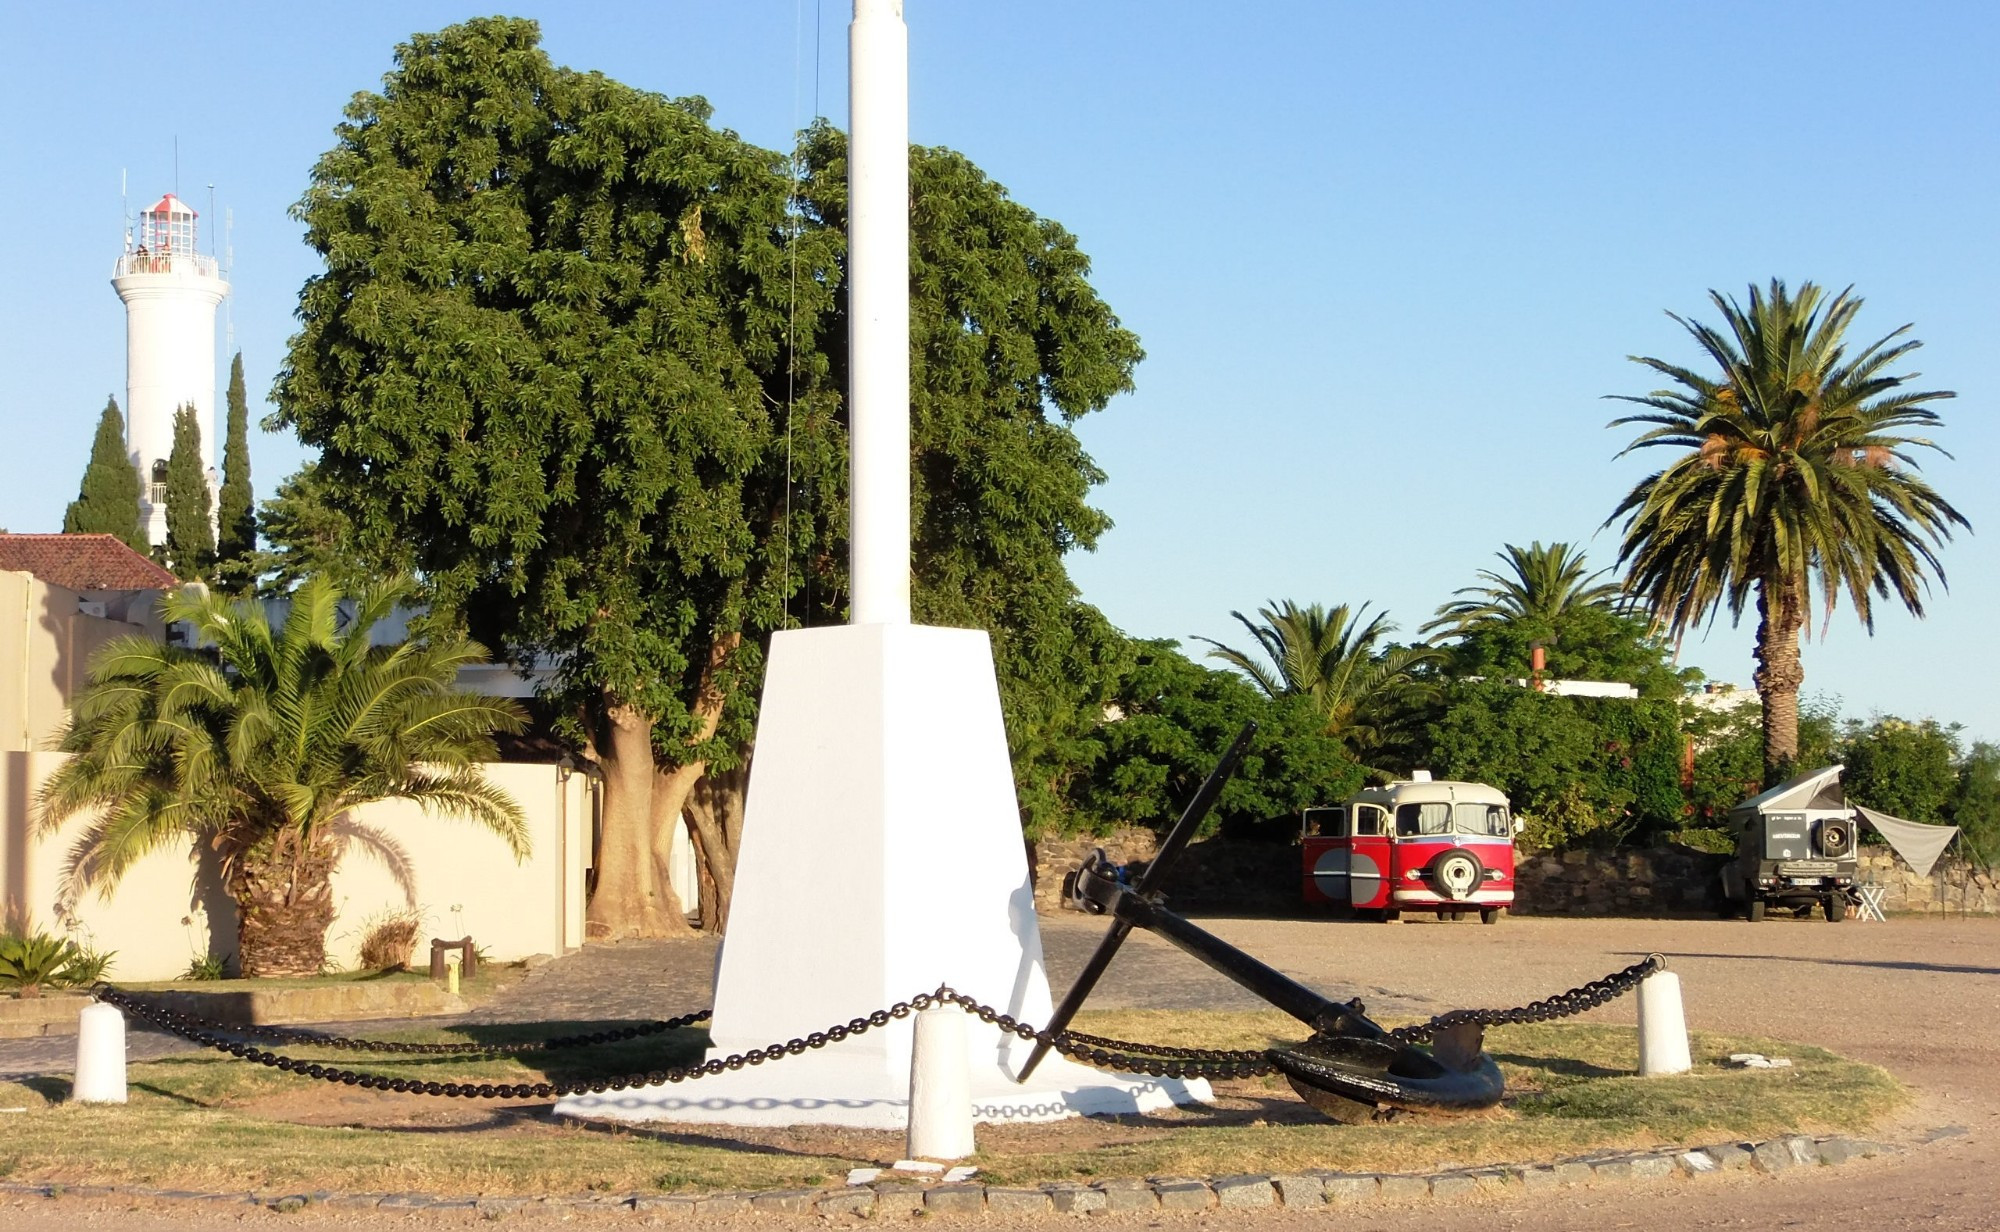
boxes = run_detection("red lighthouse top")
[138,193,198,258]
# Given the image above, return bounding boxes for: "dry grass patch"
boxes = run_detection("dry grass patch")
[0,1010,1903,1197]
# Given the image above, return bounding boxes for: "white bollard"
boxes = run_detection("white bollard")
[72,1000,129,1103]
[906,1005,975,1161]
[1636,969,1692,1076]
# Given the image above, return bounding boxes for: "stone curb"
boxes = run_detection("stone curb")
[0,1133,1901,1217]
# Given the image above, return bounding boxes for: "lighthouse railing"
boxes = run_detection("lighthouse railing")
[114,251,221,279]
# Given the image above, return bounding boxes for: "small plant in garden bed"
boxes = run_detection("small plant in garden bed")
[0,929,114,997]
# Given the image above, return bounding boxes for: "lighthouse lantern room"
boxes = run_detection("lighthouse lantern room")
[111,192,228,546]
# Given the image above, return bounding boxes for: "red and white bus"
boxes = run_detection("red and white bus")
[1301,775,1521,923]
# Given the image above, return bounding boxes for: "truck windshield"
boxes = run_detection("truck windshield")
[1455,803,1509,836]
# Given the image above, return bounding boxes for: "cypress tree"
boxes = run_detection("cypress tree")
[163,403,214,581]
[215,353,256,588]
[63,397,145,551]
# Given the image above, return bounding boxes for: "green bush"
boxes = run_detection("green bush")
[0,930,115,997]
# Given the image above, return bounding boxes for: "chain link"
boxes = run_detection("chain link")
[1388,954,1665,1042]
[88,987,707,1056]
[89,956,1663,1100]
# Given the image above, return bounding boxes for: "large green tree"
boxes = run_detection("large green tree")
[1607,281,1969,785]
[63,397,145,551]
[272,20,1139,938]
[216,353,257,589]
[162,403,214,581]
[1196,600,1440,777]
[38,577,527,976]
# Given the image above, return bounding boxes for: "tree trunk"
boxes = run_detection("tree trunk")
[643,632,744,934]
[685,760,749,934]
[1753,577,1807,788]
[584,696,693,940]
[227,831,342,978]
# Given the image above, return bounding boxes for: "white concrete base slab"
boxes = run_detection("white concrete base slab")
[555,1047,1209,1130]
[554,623,1212,1129]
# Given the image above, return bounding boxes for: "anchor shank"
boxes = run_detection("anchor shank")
[1112,892,1347,1029]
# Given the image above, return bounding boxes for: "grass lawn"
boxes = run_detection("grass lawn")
[0,1010,1904,1198]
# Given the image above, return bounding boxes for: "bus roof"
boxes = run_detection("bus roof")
[1344,780,1510,808]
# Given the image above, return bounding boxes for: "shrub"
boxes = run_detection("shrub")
[0,930,114,997]
[181,954,229,981]
[357,909,423,972]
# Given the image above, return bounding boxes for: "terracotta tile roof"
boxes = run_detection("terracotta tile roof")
[0,534,178,592]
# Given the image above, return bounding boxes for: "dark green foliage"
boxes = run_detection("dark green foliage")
[1441,604,1695,699]
[62,397,144,551]
[1841,716,1960,824]
[1425,680,1685,848]
[274,17,826,759]
[250,463,379,599]
[272,19,1143,829]
[1952,743,2000,868]
[0,929,114,996]
[1071,640,1364,840]
[162,404,213,581]
[215,353,256,590]
[1194,599,1442,779]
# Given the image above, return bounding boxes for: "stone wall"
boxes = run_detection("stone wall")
[1513,846,1728,916]
[1033,832,2000,919]
[1851,852,2000,916]
[1032,829,1296,916]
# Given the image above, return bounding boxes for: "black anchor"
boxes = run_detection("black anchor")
[1018,722,1504,1120]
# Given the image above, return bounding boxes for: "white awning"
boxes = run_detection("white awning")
[1856,806,1959,879]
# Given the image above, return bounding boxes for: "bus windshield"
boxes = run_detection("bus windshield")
[1454,802,1509,836]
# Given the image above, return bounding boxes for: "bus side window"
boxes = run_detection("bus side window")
[1315,807,1346,837]
[1353,806,1382,837]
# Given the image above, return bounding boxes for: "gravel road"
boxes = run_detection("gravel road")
[4,911,1996,1231]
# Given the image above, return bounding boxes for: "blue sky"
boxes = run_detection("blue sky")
[4,2,1995,744]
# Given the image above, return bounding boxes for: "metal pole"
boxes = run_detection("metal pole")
[847,0,911,624]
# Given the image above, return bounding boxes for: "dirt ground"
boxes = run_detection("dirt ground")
[5,911,1997,1230]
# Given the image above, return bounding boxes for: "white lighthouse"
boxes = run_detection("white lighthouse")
[111,193,227,546]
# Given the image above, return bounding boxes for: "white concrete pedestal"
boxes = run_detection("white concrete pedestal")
[554,624,1208,1128]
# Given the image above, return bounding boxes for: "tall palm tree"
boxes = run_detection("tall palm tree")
[1421,541,1624,643]
[38,577,529,977]
[1196,600,1441,772]
[1606,280,1968,784]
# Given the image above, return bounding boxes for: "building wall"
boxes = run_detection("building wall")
[2,753,586,979]
[0,572,166,755]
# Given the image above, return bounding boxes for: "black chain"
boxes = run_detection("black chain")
[90,957,1663,1099]
[1388,954,1665,1042]
[89,985,707,1056]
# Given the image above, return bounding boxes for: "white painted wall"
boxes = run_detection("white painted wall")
[2,754,585,980]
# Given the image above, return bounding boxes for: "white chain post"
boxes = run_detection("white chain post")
[72,1000,129,1103]
[1636,968,1692,1076]
[906,1004,975,1160]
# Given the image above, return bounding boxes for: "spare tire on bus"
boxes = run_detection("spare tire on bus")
[1429,850,1484,901]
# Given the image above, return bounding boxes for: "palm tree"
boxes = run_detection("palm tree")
[1421,541,1624,643]
[1606,280,1968,784]
[38,577,529,977]
[1196,600,1441,773]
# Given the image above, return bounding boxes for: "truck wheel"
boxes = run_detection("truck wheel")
[1747,898,1766,922]
[1480,907,1506,925]
[1822,894,1843,923]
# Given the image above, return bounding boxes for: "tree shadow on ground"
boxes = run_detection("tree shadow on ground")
[1626,950,2000,978]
